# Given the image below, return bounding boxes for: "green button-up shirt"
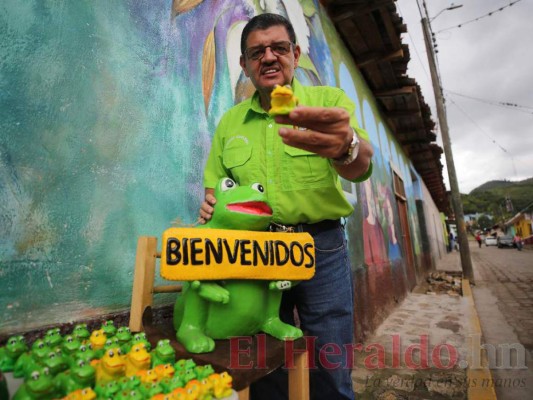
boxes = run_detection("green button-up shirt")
[204,78,371,225]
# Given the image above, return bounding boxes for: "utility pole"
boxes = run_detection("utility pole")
[421,14,475,283]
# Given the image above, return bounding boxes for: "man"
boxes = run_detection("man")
[200,13,373,399]
[513,233,523,251]
[448,231,455,253]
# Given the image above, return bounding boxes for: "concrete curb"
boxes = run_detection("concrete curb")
[462,278,498,400]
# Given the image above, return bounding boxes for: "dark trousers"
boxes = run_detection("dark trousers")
[250,225,355,400]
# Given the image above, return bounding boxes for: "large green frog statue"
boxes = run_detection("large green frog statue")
[173,178,303,353]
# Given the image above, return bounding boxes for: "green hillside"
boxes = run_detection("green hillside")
[461,178,533,223]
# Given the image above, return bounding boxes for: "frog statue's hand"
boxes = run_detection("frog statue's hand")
[191,281,230,304]
[269,280,296,291]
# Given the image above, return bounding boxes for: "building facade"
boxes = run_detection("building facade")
[0,0,447,340]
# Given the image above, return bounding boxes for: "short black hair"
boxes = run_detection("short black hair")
[240,13,297,55]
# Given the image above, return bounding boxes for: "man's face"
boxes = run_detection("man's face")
[240,25,300,94]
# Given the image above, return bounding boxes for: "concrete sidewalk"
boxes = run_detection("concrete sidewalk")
[351,250,496,400]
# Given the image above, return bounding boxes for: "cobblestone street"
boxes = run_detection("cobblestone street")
[351,292,470,399]
[351,252,473,400]
[351,242,533,399]
[470,243,533,399]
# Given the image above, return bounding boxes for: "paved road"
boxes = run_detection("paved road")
[470,242,533,399]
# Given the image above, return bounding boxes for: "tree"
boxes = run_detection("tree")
[477,214,493,230]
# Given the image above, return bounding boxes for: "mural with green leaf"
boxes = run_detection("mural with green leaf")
[1,0,433,336]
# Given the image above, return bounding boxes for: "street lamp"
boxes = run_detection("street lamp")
[420,2,475,282]
[430,3,463,22]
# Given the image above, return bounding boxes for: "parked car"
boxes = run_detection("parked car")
[497,235,514,248]
[485,236,497,246]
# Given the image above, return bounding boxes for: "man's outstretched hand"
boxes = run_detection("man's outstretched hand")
[275,106,373,181]
[275,106,352,159]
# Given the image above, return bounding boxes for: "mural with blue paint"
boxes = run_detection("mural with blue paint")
[0,0,433,335]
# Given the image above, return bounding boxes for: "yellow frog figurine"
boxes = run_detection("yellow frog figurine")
[124,343,151,377]
[63,387,97,400]
[209,372,233,399]
[89,329,107,358]
[268,84,298,115]
[94,347,125,384]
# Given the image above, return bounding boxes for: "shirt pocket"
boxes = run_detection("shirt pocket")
[222,145,253,183]
[282,145,333,190]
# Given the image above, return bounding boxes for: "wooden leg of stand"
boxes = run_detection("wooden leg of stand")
[238,387,249,400]
[289,350,309,400]
[129,236,158,332]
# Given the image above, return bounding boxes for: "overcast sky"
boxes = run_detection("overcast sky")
[395,0,533,194]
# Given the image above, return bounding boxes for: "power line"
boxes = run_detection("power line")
[436,0,523,34]
[445,90,533,115]
[447,95,519,177]
[396,3,432,83]
[446,95,511,154]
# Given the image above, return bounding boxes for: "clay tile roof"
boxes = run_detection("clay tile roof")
[323,0,449,212]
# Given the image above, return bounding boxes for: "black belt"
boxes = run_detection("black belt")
[269,219,341,235]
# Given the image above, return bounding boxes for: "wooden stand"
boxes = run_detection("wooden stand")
[129,236,310,400]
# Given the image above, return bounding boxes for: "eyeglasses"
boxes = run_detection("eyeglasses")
[244,41,293,60]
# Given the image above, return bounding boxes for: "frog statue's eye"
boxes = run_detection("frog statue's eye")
[251,183,264,193]
[221,178,237,192]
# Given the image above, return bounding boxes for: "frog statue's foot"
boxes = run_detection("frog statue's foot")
[261,318,303,341]
[177,326,215,354]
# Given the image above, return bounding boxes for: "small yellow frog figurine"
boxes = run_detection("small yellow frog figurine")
[269,84,298,115]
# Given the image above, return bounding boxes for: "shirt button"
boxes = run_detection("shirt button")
[268,124,273,128]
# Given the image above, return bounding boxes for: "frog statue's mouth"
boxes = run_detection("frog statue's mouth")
[226,201,273,216]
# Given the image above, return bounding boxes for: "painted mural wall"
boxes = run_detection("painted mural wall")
[0,0,443,338]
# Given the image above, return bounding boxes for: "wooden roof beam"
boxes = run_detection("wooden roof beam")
[386,110,422,119]
[375,85,417,98]
[357,49,404,68]
[400,138,432,146]
[326,0,394,22]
